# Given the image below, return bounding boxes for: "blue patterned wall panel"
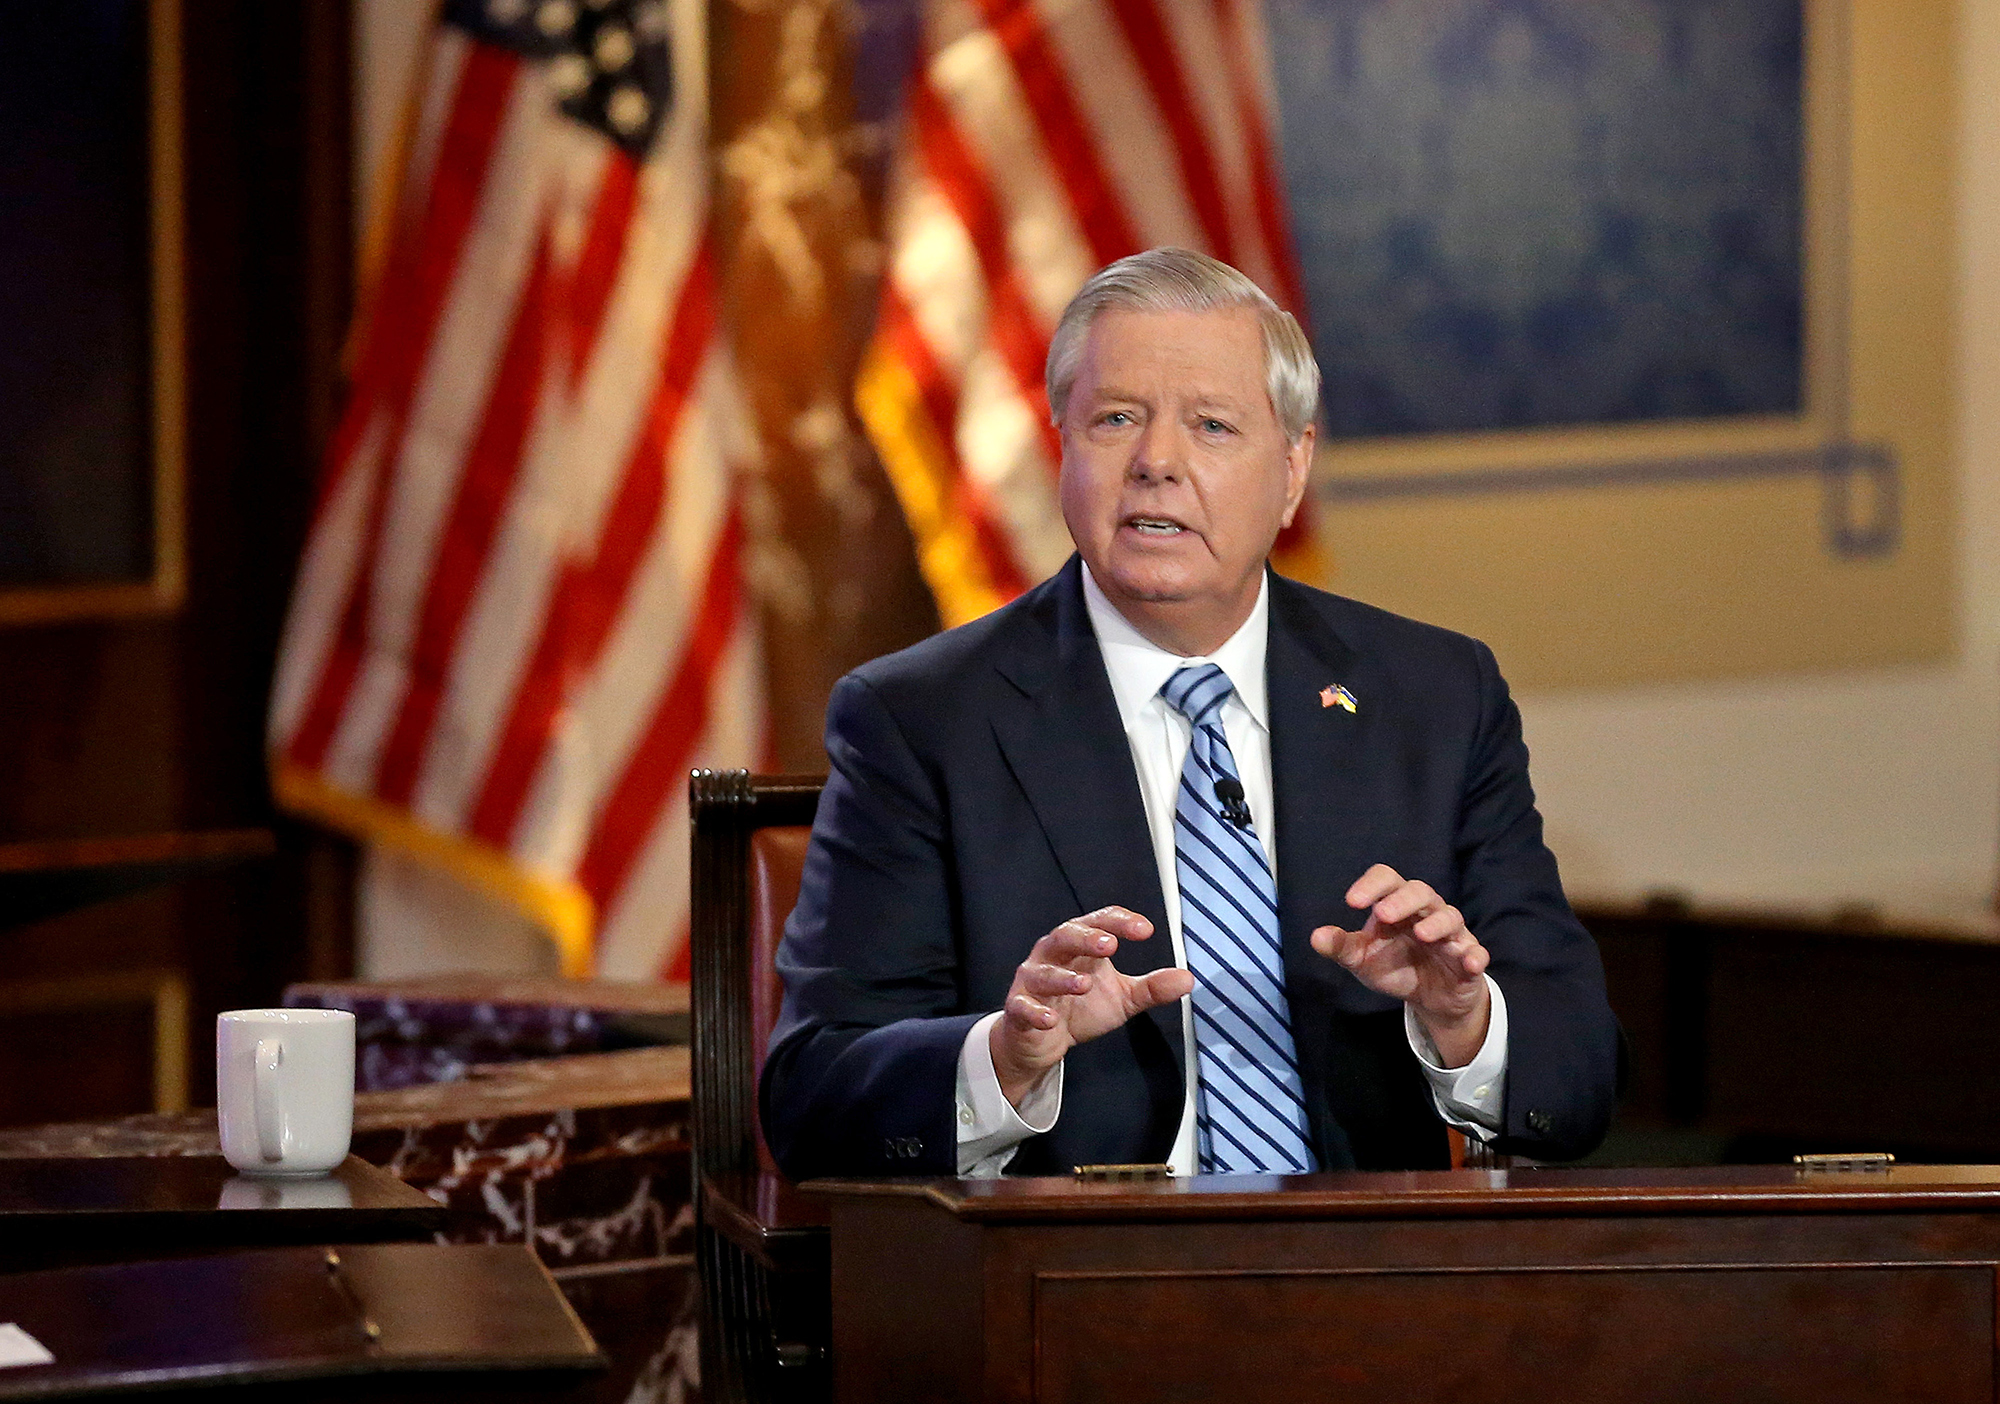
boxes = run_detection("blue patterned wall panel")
[1267,0,1804,439]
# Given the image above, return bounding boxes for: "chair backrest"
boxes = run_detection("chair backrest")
[746,826,811,1104]
[689,769,823,1189]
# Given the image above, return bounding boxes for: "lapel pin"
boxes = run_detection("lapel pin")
[1320,684,1358,713]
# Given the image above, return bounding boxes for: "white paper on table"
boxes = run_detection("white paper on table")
[0,1324,53,1369]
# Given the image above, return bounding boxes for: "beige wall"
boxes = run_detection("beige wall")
[351,0,2000,929]
[1313,3,1959,697]
[1519,0,1999,914]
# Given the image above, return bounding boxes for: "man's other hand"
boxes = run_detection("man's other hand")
[1309,864,1491,1068]
[991,906,1195,1108]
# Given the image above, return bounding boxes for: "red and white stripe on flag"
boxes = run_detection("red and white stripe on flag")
[856,0,1317,628]
[269,0,762,981]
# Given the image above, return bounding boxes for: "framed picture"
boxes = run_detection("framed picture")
[0,0,185,626]
[1269,0,1952,688]
[1275,0,1830,464]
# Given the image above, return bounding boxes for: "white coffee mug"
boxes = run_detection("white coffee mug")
[216,1008,355,1176]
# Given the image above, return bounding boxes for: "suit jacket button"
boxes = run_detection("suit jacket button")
[1525,1110,1552,1134]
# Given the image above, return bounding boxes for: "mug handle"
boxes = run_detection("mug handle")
[253,1038,286,1164]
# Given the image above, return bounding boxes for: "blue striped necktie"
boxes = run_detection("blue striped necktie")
[1159,663,1316,1175]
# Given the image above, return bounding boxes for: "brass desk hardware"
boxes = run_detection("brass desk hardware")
[1074,1163,1173,1181]
[1794,1152,1896,1173]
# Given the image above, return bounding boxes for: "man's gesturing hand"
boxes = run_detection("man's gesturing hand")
[991,907,1195,1108]
[1309,864,1491,1069]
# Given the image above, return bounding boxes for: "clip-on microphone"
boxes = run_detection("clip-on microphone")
[1212,777,1253,831]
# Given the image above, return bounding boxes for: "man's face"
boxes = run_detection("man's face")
[1057,305,1313,653]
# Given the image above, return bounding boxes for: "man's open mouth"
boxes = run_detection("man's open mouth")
[1127,516,1188,537]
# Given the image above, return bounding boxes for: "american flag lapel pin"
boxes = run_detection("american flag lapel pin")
[1320,684,1358,713]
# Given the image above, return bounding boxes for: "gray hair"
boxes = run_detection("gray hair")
[1044,247,1320,443]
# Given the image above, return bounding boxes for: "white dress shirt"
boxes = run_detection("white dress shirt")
[955,566,1509,1176]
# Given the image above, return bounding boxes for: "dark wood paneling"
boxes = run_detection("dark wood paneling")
[0,1005,157,1127]
[0,0,355,1128]
[1585,904,2000,1161]
[1705,931,2000,1150]
[1035,1266,1990,1404]
[0,628,180,841]
[831,1196,982,1404]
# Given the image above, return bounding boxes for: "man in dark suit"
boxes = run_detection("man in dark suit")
[761,249,1619,1180]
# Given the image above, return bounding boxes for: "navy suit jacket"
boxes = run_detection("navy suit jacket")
[760,558,1619,1179]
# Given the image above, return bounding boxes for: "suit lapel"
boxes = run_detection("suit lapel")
[1266,574,1381,975]
[1266,574,1386,1167]
[990,559,1184,1069]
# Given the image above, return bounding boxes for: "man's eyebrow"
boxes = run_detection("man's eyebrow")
[1187,393,1257,414]
[1085,386,1252,405]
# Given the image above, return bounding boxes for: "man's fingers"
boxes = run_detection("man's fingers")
[1019,962,1089,998]
[1036,907,1154,965]
[1004,992,1058,1030]
[1310,924,1367,966]
[1345,864,1404,909]
[1422,930,1487,981]
[1371,879,1442,927]
[1411,905,1465,943]
[1129,966,1195,1011]
[1452,936,1490,978]
[1036,921,1119,966]
[1075,906,1155,940]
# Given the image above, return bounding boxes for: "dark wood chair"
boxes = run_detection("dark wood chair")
[689,769,830,1404]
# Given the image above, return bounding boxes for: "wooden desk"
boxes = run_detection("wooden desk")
[0,1242,601,1400]
[0,1154,447,1272]
[0,1045,696,1403]
[819,1165,2000,1403]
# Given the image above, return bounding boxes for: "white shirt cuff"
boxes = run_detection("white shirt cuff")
[1404,975,1508,1139]
[954,1010,1064,1176]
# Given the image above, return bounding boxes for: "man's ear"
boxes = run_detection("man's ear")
[1278,423,1316,528]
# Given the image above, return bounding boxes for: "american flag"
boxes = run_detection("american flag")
[268,0,761,981]
[855,0,1316,628]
